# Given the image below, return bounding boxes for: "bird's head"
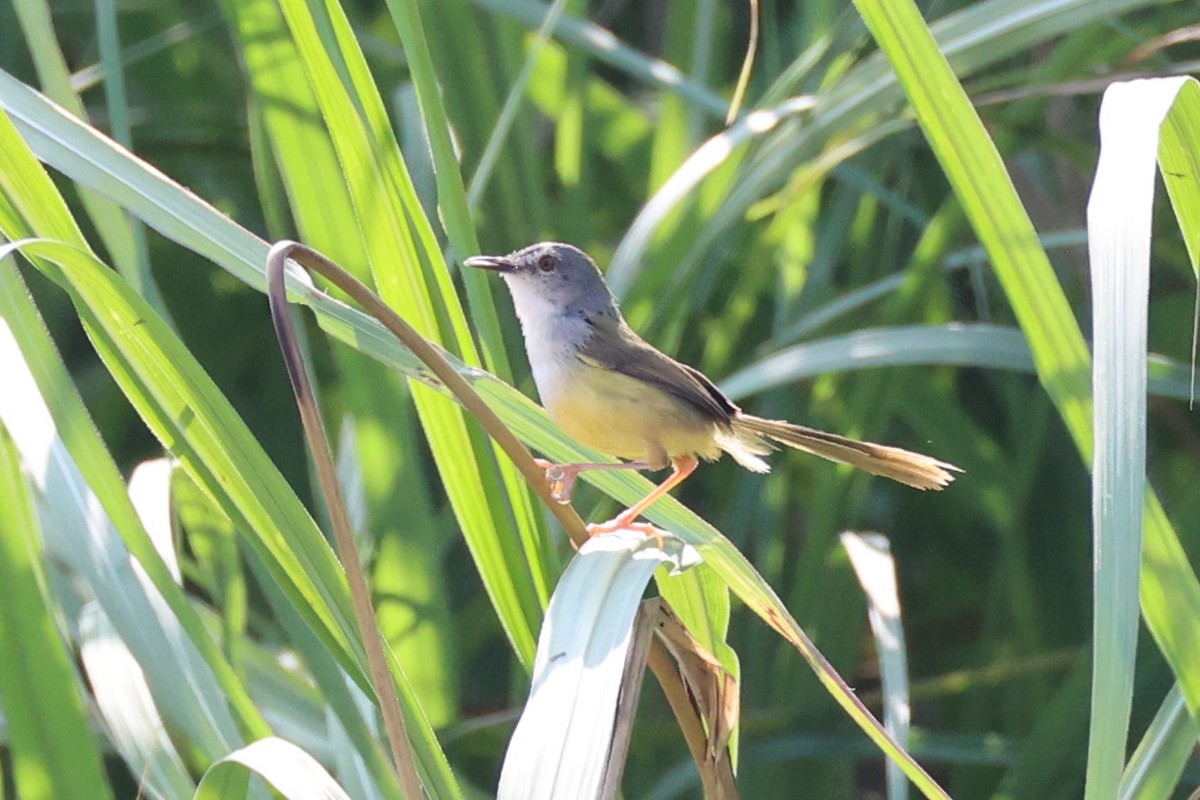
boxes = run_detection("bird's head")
[464,242,620,326]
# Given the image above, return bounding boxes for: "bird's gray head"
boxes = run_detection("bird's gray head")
[464,242,621,325]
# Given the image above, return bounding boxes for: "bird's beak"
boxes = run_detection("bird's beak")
[463,255,516,273]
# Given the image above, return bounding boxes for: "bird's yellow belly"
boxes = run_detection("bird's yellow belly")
[537,356,719,465]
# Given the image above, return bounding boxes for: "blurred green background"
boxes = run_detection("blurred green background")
[2,0,1199,797]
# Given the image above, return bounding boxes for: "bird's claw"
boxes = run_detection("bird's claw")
[534,459,576,504]
[586,519,667,550]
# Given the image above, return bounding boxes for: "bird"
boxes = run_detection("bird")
[465,242,958,532]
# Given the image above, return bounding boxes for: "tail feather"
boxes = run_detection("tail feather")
[734,414,959,490]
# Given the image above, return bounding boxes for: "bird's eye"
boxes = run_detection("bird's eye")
[537,254,556,272]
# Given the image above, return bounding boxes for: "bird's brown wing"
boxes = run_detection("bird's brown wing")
[576,317,738,424]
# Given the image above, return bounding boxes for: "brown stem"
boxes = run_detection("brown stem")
[267,244,426,798]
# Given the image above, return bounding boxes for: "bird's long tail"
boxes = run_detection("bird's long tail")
[734,414,960,490]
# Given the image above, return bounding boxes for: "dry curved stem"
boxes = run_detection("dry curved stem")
[267,244,426,798]
[604,600,739,800]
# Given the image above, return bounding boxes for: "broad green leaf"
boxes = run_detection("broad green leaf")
[499,530,702,799]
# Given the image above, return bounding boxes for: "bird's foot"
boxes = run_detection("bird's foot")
[585,518,666,550]
[534,459,578,504]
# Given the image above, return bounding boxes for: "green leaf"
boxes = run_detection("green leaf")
[720,324,1199,404]
[1,238,452,796]
[1088,74,1200,758]
[499,531,702,799]
[1119,684,1199,800]
[0,421,116,800]
[0,70,937,795]
[196,738,352,800]
[274,0,551,663]
[842,533,910,800]
[0,265,259,757]
[221,0,460,727]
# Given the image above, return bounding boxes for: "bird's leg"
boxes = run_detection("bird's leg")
[533,458,655,504]
[587,455,699,537]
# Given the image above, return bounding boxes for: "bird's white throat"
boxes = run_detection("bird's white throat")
[502,275,592,406]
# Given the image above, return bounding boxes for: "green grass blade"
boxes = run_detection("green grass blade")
[1090,73,1200,725]
[1087,78,1164,797]
[221,0,460,727]
[469,0,728,118]
[0,422,116,800]
[11,0,166,318]
[0,149,268,755]
[1118,684,1198,800]
[196,738,352,800]
[3,55,548,670]
[11,239,361,664]
[0,289,263,756]
[79,604,197,799]
[275,0,550,659]
[721,324,1198,403]
[500,532,702,798]
[3,70,937,792]
[5,237,459,798]
[842,533,910,800]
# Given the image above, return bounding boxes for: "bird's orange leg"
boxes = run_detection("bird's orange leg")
[533,459,655,504]
[587,455,699,537]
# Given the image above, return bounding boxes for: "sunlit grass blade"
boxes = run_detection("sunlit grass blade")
[1088,71,1200,746]
[5,71,939,793]
[378,0,557,616]
[0,274,259,756]
[1118,684,1199,800]
[662,0,1160,292]
[79,604,197,800]
[196,738,352,800]
[608,95,815,296]
[4,237,460,795]
[1087,78,1163,795]
[721,324,1199,403]
[842,532,910,800]
[221,0,459,725]
[274,0,551,660]
[0,422,116,800]
[11,0,165,318]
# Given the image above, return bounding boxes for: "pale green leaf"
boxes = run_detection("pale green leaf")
[499,531,701,800]
[0,421,116,800]
[196,738,351,800]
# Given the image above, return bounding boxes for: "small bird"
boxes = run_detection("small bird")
[465,242,958,531]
